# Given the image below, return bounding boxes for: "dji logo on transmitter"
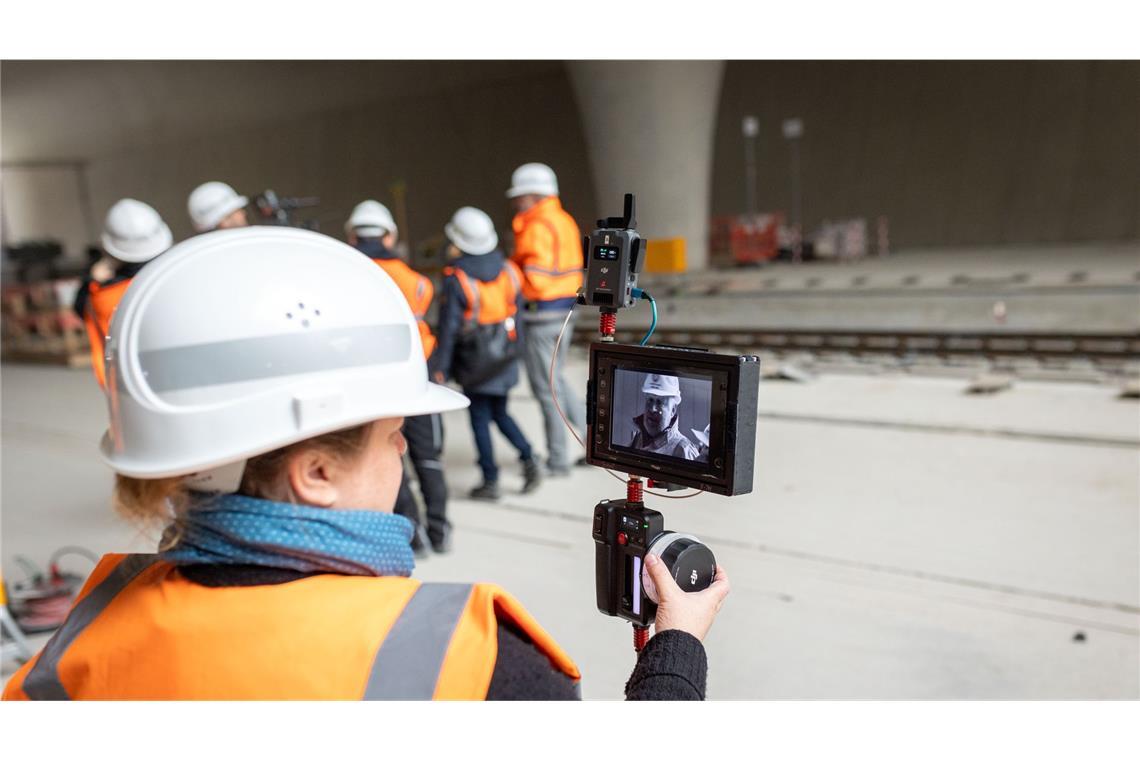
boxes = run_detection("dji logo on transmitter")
[689,570,698,586]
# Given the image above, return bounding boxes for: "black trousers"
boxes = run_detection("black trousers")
[394,413,449,542]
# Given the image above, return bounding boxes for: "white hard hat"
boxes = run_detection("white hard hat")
[444,207,499,256]
[345,200,397,239]
[101,199,172,264]
[642,373,681,398]
[506,162,559,199]
[188,181,249,232]
[100,226,469,483]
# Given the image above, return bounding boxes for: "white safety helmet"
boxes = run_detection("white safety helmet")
[642,374,681,398]
[101,199,173,263]
[345,200,397,240]
[187,181,249,232]
[444,207,499,256]
[505,162,559,199]
[100,227,469,489]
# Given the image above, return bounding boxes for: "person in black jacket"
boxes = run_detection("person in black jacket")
[432,207,542,501]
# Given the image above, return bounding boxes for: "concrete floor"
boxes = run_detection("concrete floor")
[2,355,1138,699]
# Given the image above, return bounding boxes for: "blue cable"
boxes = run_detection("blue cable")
[632,288,657,346]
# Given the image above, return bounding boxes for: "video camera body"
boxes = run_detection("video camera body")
[253,189,320,230]
[578,195,760,630]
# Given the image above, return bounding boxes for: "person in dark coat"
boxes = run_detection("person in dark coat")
[432,207,542,501]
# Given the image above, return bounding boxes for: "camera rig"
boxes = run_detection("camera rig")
[562,194,760,653]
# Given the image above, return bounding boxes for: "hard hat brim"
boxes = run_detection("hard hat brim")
[101,223,173,264]
[444,222,498,255]
[194,195,249,232]
[505,184,557,199]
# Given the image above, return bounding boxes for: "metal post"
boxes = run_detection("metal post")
[782,118,804,263]
[742,116,760,216]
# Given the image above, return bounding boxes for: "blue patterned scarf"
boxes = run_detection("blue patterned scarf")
[161,493,416,577]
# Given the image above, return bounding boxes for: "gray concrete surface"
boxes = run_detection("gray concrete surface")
[2,356,1138,698]
[630,242,1140,333]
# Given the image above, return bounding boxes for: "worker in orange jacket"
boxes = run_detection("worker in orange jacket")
[73,199,172,389]
[507,163,587,476]
[347,200,448,555]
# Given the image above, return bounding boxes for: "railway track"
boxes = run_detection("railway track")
[572,326,1140,378]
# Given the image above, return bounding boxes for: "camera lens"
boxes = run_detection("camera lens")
[641,532,716,604]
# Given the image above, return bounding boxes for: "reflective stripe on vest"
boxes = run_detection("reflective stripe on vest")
[364,583,472,700]
[372,258,436,359]
[448,264,521,327]
[23,554,160,700]
[6,554,579,700]
[510,198,583,302]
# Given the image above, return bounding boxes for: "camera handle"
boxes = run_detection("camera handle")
[624,475,651,653]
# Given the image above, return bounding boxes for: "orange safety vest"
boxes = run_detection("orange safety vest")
[371,258,437,359]
[444,261,523,337]
[510,196,584,304]
[2,554,579,700]
[83,279,132,389]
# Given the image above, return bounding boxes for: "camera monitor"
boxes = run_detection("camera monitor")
[586,343,760,496]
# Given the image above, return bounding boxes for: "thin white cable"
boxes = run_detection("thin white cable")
[547,305,702,501]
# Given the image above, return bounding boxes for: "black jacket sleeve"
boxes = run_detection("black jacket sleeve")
[431,274,466,380]
[486,618,708,701]
[624,629,707,700]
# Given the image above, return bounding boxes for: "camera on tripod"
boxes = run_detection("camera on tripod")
[577,194,760,630]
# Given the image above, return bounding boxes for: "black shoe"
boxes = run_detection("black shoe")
[410,525,431,560]
[522,459,543,494]
[430,528,453,554]
[469,481,501,501]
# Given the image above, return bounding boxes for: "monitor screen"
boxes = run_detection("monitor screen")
[610,368,713,464]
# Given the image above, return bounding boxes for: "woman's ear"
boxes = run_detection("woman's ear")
[286,449,339,508]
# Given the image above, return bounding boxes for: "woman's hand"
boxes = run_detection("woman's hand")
[645,553,730,642]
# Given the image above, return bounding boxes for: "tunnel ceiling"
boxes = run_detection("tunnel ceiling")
[1,60,563,163]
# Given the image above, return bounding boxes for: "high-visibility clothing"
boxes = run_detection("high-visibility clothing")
[2,553,579,700]
[444,260,522,335]
[82,278,132,388]
[510,196,583,306]
[371,258,437,359]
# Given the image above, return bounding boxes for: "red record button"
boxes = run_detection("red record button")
[617,532,628,545]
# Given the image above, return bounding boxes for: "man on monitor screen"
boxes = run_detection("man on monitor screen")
[629,374,701,461]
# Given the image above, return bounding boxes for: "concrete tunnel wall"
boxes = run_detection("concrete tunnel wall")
[3,61,1138,269]
[3,65,600,263]
[712,60,1140,249]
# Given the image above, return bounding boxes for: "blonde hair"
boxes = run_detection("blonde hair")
[113,422,376,550]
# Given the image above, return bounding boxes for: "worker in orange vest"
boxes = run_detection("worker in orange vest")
[73,199,173,389]
[507,163,587,477]
[347,200,447,555]
[2,228,729,700]
[433,207,541,501]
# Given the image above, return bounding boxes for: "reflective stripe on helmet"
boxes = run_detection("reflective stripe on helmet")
[135,324,412,394]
